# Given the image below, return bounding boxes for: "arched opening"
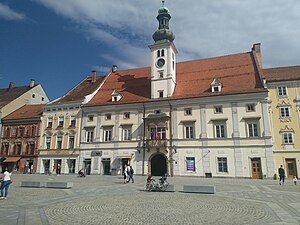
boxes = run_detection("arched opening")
[150,153,167,176]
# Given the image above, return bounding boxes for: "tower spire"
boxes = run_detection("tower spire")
[152,1,175,43]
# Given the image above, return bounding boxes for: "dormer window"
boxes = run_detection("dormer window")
[211,78,222,93]
[111,90,122,102]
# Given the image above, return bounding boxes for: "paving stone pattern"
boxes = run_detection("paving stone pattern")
[0,174,299,225]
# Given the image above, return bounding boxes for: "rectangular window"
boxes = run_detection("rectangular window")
[214,106,223,113]
[158,90,164,98]
[57,136,62,149]
[87,115,94,122]
[69,136,75,149]
[246,104,255,112]
[277,86,287,97]
[70,116,76,127]
[215,124,226,138]
[86,130,94,142]
[104,129,112,142]
[123,112,130,119]
[5,127,10,138]
[19,127,24,137]
[12,128,17,137]
[217,157,228,172]
[29,143,35,155]
[248,123,259,137]
[186,157,195,172]
[185,125,194,139]
[58,116,64,127]
[47,117,53,128]
[150,127,166,140]
[31,126,36,137]
[280,107,290,118]
[123,128,132,141]
[158,70,164,78]
[184,108,192,116]
[105,114,111,120]
[46,137,51,149]
[17,143,22,155]
[282,132,294,144]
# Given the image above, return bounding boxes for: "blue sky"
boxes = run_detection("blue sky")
[1,0,300,100]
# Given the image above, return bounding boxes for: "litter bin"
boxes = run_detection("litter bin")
[205,172,212,178]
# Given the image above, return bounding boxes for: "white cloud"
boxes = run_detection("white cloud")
[34,0,300,69]
[0,3,27,21]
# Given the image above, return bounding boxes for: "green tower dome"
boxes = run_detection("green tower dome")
[152,1,175,43]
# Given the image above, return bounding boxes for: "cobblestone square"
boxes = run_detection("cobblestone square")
[0,174,299,225]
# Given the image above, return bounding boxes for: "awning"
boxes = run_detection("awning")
[3,157,21,163]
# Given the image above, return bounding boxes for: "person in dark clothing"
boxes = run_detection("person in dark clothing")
[278,165,285,185]
[128,166,134,183]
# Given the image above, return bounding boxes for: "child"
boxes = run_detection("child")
[293,176,298,185]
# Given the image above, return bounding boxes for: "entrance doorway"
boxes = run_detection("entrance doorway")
[286,159,297,178]
[251,158,262,179]
[84,159,91,175]
[102,159,111,175]
[43,160,50,174]
[67,159,76,174]
[150,153,167,176]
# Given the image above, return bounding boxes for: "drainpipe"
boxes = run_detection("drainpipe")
[78,107,84,173]
[168,101,173,177]
[142,103,146,176]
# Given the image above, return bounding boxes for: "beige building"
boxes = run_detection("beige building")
[264,66,300,179]
[78,3,275,178]
[37,72,106,174]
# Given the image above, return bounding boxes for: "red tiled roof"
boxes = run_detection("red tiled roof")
[55,76,106,103]
[0,85,35,109]
[4,104,43,120]
[263,65,300,82]
[88,51,265,106]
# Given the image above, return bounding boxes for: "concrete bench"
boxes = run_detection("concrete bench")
[45,182,73,189]
[165,184,175,192]
[21,181,46,188]
[183,185,215,194]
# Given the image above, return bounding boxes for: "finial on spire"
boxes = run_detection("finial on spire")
[162,1,165,7]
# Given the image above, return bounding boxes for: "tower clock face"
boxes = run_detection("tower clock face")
[156,58,165,68]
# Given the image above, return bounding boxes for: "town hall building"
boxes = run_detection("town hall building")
[78,2,275,178]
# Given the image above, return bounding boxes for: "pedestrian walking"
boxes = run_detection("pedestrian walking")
[123,165,128,184]
[57,163,61,175]
[278,165,285,185]
[293,176,298,185]
[0,168,12,200]
[128,166,134,183]
[52,164,57,175]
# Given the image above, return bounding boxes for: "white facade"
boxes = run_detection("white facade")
[80,91,275,178]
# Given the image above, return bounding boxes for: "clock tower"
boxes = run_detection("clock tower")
[149,1,177,99]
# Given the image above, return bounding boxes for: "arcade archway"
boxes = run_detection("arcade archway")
[150,153,167,176]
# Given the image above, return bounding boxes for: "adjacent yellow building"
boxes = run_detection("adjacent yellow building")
[264,66,300,178]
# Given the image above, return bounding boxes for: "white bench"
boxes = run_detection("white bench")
[21,181,46,188]
[183,185,215,194]
[45,182,73,189]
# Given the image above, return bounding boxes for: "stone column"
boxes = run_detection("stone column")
[231,102,243,177]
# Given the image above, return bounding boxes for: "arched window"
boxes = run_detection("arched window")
[157,50,160,58]
[161,49,165,57]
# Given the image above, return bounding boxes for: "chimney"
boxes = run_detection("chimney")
[9,82,15,89]
[252,43,262,67]
[29,79,35,87]
[91,70,97,83]
[112,65,118,73]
